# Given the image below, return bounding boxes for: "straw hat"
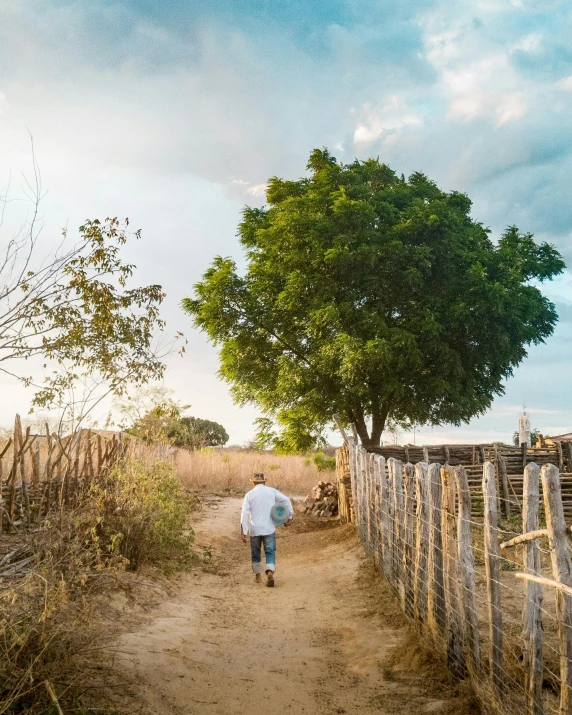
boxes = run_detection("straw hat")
[252,473,266,483]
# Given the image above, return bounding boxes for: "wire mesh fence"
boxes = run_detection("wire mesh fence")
[338,439,572,715]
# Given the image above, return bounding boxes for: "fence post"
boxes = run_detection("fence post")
[427,462,446,638]
[441,465,467,679]
[359,447,368,545]
[379,456,390,577]
[387,458,396,581]
[348,439,359,531]
[455,465,481,678]
[483,460,504,698]
[495,446,511,519]
[414,462,429,624]
[372,454,382,568]
[363,449,371,548]
[556,442,564,471]
[403,462,416,618]
[565,443,572,473]
[388,458,404,597]
[541,463,572,715]
[522,463,544,715]
[370,453,377,553]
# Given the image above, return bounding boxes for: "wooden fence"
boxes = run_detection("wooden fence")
[339,439,572,715]
[362,442,572,519]
[0,415,127,533]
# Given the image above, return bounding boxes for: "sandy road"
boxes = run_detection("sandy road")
[114,498,476,715]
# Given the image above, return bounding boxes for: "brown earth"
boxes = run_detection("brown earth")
[111,497,480,715]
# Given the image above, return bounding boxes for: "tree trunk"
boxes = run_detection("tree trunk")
[351,407,387,448]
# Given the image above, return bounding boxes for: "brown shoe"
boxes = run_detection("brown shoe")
[266,573,275,588]
[255,573,262,583]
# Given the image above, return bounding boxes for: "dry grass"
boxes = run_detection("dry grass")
[174,448,333,495]
[0,454,199,713]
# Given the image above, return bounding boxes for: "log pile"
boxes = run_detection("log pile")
[304,481,338,517]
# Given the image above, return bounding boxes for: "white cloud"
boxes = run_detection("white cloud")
[228,179,267,198]
[245,183,267,197]
[555,76,572,92]
[448,90,527,126]
[511,32,542,53]
[352,97,422,148]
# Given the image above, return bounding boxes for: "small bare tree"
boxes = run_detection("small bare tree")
[0,149,182,428]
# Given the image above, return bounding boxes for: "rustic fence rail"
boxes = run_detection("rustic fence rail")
[338,439,572,715]
[0,415,127,533]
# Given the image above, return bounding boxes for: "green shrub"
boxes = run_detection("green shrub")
[312,451,336,473]
[88,458,196,571]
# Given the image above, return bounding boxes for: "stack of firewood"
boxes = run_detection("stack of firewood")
[303,481,338,517]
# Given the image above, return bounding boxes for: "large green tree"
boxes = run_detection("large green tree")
[183,149,564,450]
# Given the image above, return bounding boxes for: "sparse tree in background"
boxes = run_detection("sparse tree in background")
[0,158,179,426]
[117,386,228,449]
[184,148,565,451]
[169,416,229,450]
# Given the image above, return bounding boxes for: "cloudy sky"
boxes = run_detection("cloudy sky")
[0,0,571,445]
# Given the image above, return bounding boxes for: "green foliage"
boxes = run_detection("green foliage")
[512,428,541,446]
[4,217,176,415]
[183,148,565,450]
[89,458,196,571]
[118,387,228,450]
[169,416,229,449]
[313,451,336,472]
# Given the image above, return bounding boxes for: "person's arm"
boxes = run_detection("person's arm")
[240,494,250,542]
[275,490,294,523]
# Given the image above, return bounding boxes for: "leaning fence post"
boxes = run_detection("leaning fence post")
[403,463,416,618]
[455,465,481,678]
[541,463,572,715]
[427,462,446,638]
[414,462,429,624]
[441,465,467,679]
[483,460,504,698]
[522,463,544,715]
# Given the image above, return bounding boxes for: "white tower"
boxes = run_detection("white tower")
[519,411,531,448]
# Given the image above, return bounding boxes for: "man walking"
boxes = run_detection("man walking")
[240,473,294,587]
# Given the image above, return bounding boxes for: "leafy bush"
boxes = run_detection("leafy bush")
[313,451,336,473]
[0,456,197,712]
[89,457,196,571]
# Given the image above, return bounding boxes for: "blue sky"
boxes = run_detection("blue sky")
[0,0,571,445]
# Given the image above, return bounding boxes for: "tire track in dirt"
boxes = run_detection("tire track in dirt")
[113,498,478,715]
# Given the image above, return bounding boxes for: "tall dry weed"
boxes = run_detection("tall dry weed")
[174,448,333,495]
[0,454,198,713]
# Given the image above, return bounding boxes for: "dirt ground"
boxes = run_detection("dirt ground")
[111,497,479,715]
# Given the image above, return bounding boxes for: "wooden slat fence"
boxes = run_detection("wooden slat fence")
[0,415,127,533]
[339,438,572,715]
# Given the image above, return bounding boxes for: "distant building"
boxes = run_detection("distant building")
[518,412,531,448]
[544,432,572,445]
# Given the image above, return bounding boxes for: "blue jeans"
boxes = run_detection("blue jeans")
[250,533,276,574]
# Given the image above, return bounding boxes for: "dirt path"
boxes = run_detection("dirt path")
[114,498,476,715]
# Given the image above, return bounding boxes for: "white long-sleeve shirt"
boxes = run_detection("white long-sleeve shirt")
[240,484,294,537]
